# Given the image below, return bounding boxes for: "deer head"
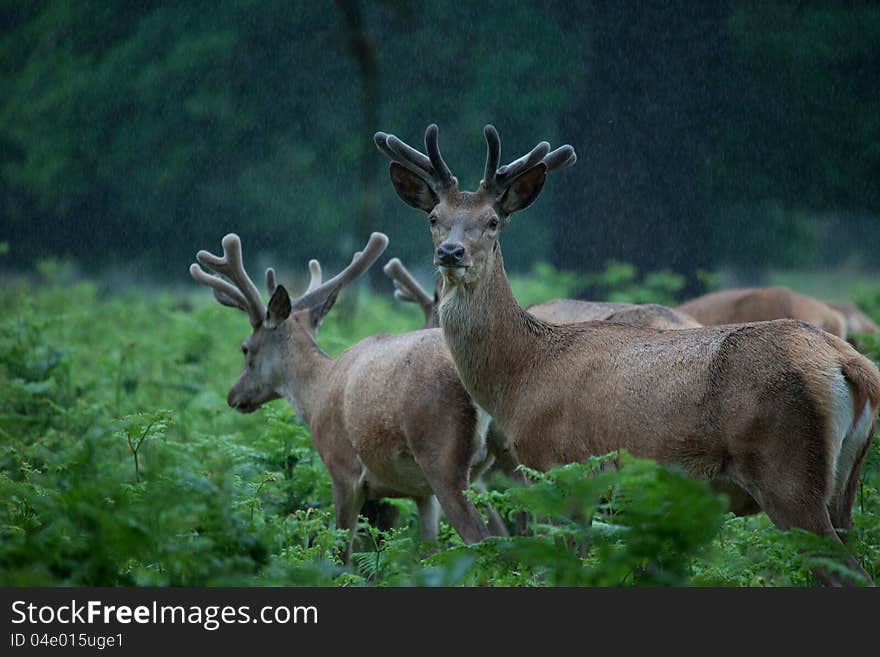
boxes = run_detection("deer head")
[190,232,389,413]
[375,124,575,288]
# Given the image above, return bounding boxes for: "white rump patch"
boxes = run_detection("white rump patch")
[829,371,873,495]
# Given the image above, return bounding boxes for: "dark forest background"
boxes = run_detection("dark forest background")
[1,0,878,292]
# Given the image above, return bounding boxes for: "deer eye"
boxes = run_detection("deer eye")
[429,214,437,226]
[241,345,249,356]
[487,218,499,230]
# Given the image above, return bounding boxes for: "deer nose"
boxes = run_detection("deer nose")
[227,388,240,409]
[227,388,249,412]
[437,242,465,266]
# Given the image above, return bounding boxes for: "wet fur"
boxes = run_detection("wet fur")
[439,250,880,585]
[274,317,503,561]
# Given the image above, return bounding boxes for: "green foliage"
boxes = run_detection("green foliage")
[2,279,877,586]
[3,2,877,280]
[442,453,727,587]
[509,261,686,307]
[706,2,880,268]
[583,262,686,306]
[0,0,589,275]
[509,262,588,308]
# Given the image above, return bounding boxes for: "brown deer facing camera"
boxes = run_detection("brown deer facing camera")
[191,232,508,562]
[375,123,879,586]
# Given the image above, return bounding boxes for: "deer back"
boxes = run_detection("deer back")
[677,287,847,338]
[528,299,700,329]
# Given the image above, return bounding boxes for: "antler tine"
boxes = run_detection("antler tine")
[494,141,551,188]
[264,258,323,300]
[383,257,434,309]
[375,132,422,174]
[306,259,322,293]
[424,124,455,188]
[190,262,249,310]
[376,133,438,183]
[394,288,417,303]
[290,232,389,311]
[481,124,575,195]
[265,267,276,296]
[194,233,266,327]
[374,128,456,192]
[542,144,577,172]
[385,134,434,173]
[482,125,501,189]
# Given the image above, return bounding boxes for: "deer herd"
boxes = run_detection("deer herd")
[191,124,880,586]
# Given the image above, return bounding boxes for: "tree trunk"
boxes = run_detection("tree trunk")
[337,0,382,288]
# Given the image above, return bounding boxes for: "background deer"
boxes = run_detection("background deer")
[376,123,880,585]
[191,232,508,562]
[384,257,699,329]
[677,287,847,338]
[527,299,699,328]
[828,301,880,338]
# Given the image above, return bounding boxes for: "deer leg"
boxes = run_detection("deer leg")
[411,426,494,544]
[415,495,440,543]
[469,447,509,537]
[486,420,529,535]
[331,476,365,565]
[829,438,872,539]
[472,480,509,537]
[417,466,492,544]
[760,493,873,587]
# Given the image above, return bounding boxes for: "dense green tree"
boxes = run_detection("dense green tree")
[0,0,588,279]
[0,1,878,286]
[706,0,880,271]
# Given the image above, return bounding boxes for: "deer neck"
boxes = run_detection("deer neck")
[437,245,541,419]
[278,326,333,425]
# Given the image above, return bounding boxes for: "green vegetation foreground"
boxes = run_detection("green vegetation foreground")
[2,274,880,586]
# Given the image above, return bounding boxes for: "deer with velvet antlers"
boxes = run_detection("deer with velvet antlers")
[191,232,510,562]
[375,123,880,585]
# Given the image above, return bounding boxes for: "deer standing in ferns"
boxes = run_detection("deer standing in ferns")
[375,124,880,585]
[191,232,507,563]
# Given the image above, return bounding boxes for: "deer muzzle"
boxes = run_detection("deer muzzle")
[436,241,466,266]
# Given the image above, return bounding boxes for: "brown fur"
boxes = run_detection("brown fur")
[231,313,507,562]
[195,235,509,563]
[528,299,700,329]
[387,259,700,331]
[378,124,880,585]
[839,349,880,427]
[677,287,847,338]
[440,252,879,586]
[828,301,880,336]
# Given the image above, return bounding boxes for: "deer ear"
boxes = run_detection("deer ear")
[309,288,340,330]
[389,162,438,212]
[264,285,292,329]
[498,164,547,215]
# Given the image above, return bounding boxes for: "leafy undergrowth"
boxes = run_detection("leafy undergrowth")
[1,275,879,586]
